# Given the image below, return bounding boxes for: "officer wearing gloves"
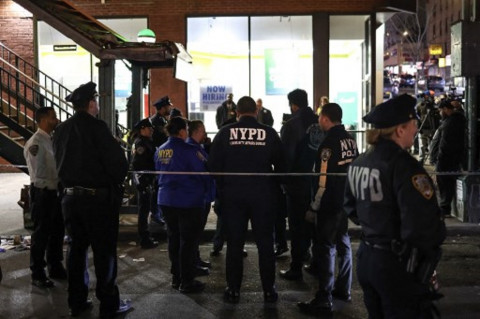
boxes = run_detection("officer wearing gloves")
[155,117,210,294]
[298,103,358,315]
[344,94,446,318]
[130,118,158,249]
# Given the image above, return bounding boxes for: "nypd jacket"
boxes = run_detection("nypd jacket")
[207,116,286,191]
[310,125,358,213]
[155,136,209,208]
[344,138,446,252]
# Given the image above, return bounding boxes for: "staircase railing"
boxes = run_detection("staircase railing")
[0,41,128,134]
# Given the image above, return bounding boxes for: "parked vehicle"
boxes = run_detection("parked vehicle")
[400,74,415,88]
[418,76,445,92]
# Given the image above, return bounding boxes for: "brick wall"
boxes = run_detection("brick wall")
[0,1,34,64]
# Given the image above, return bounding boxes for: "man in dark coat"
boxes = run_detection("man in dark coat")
[53,82,131,318]
[429,99,466,217]
[215,93,237,129]
[279,88,321,281]
[256,98,274,127]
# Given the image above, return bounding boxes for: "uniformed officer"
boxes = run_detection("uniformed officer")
[150,95,172,147]
[53,82,132,318]
[155,117,210,294]
[207,96,286,303]
[298,103,358,315]
[24,107,66,288]
[130,118,158,249]
[344,94,446,318]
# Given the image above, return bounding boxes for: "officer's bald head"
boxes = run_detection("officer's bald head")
[236,96,257,115]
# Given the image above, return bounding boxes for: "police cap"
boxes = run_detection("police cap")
[66,82,97,106]
[133,118,153,130]
[153,96,172,109]
[363,94,418,128]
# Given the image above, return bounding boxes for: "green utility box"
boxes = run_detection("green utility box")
[455,175,480,223]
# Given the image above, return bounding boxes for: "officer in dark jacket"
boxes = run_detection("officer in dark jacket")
[344,94,446,318]
[131,118,158,249]
[298,103,358,315]
[150,95,172,147]
[279,88,320,281]
[208,96,286,303]
[53,82,131,318]
[429,99,466,217]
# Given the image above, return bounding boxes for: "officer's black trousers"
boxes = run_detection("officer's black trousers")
[136,188,151,241]
[30,187,64,280]
[161,205,203,283]
[62,192,120,315]
[222,187,276,292]
[286,189,311,270]
[274,189,288,249]
[356,242,432,319]
[212,196,225,252]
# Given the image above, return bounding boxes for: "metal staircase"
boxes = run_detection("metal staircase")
[0,42,75,172]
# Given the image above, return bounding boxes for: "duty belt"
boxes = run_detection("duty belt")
[64,186,109,197]
[363,240,392,251]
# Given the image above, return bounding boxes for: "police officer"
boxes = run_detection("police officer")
[150,95,172,147]
[298,103,358,315]
[130,118,158,249]
[344,94,446,318]
[208,96,286,303]
[53,82,132,318]
[155,117,210,294]
[24,107,66,288]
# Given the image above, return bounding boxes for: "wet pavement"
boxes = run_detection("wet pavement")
[1,223,480,319]
[1,173,480,318]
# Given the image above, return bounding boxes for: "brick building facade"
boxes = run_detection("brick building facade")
[1,0,394,116]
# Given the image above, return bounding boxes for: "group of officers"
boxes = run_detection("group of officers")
[24,79,446,318]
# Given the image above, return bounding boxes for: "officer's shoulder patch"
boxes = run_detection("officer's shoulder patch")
[320,148,332,162]
[196,150,207,162]
[136,146,145,155]
[28,145,39,156]
[411,174,434,200]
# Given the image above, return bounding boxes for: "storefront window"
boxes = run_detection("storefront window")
[329,15,369,131]
[187,16,313,133]
[251,16,313,132]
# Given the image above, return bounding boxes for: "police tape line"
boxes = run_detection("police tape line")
[1,164,479,176]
